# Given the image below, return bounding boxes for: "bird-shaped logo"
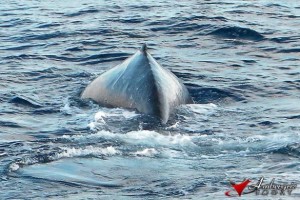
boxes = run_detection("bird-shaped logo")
[225,179,251,197]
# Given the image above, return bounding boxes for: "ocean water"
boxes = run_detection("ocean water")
[0,0,300,199]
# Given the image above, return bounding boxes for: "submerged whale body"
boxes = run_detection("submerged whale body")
[81,44,193,123]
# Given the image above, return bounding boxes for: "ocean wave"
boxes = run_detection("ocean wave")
[270,36,300,43]
[277,48,300,53]
[0,121,22,128]
[187,84,246,103]
[8,146,119,172]
[9,95,43,108]
[268,143,300,158]
[3,52,130,64]
[150,23,213,35]
[64,7,100,17]
[36,22,61,29]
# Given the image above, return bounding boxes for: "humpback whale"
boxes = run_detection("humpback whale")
[81,44,193,123]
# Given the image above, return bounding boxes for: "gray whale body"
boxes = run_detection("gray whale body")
[81,44,193,123]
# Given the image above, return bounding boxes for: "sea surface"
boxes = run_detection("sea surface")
[0,0,300,199]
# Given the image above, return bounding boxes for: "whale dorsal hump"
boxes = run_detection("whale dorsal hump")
[81,43,193,123]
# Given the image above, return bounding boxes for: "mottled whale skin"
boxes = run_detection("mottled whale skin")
[81,44,193,123]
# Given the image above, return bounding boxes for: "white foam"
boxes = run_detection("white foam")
[239,132,299,154]
[94,108,139,119]
[166,121,180,129]
[88,121,97,131]
[134,148,159,157]
[8,156,41,172]
[8,146,119,172]
[121,109,140,119]
[88,112,106,131]
[160,148,184,158]
[62,130,196,149]
[61,130,197,158]
[119,130,195,147]
[88,108,139,130]
[262,133,298,152]
[53,146,119,159]
[62,130,113,141]
[9,163,20,172]
[60,98,72,115]
[94,111,107,121]
[185,103,217,114]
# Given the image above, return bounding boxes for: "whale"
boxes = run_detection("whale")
[81,44,193,123]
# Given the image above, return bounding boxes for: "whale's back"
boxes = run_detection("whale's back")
[81,45,193,123]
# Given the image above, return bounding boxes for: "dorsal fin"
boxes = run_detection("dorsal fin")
[140,43,147,53]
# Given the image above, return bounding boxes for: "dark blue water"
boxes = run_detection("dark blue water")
[1,0,300,199]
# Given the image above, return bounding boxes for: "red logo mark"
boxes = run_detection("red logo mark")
[225,179,251,197]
